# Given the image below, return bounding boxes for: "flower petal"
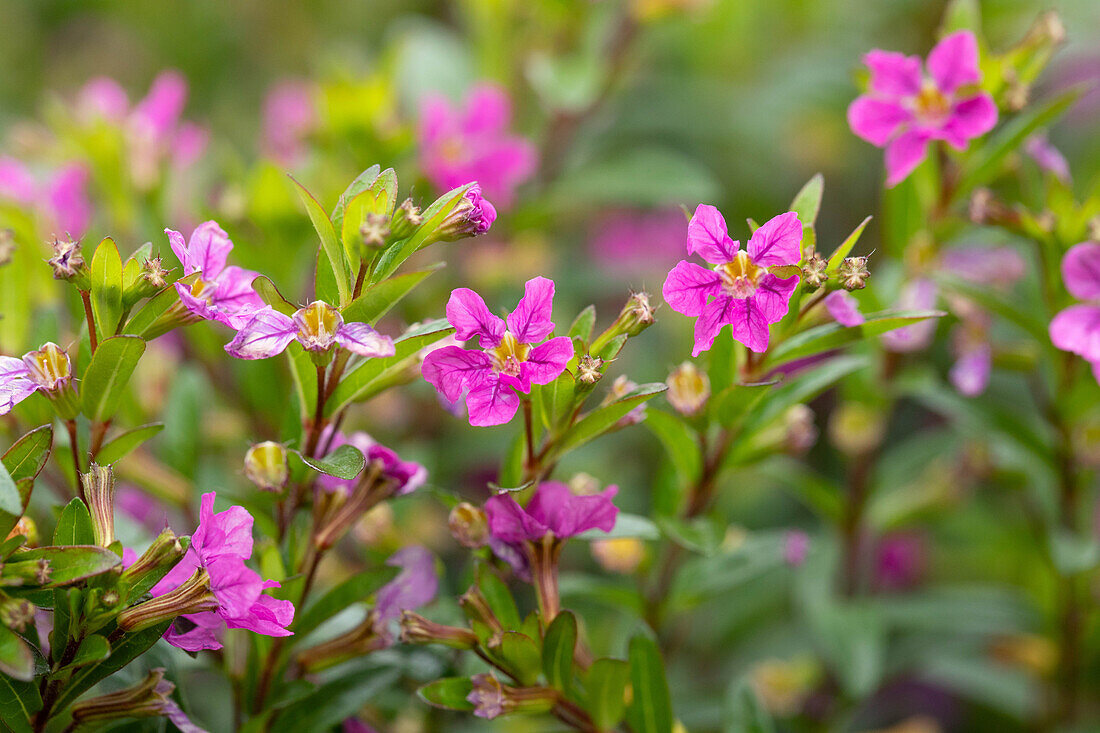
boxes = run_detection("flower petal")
[1061,242,1100,301]
[163,611,224,652]
[1050,304,1100,362]
[687,204,740,264]
[373,546,439,624]
[421,345,493,402]
[522,336,574,386]
[730,298,771,353]
[507,277,556,343]
[485,493,549,544]
[863,50,923,97]
[227,593,294,638]
[465,374,520,427]
[0,358,36,416]
[848,96,913,147]
[950,343,992,397]
[131,70,187,143]
[927,31,982,95]
[693,295,741,357]
[753,273,799,323]
[192,492,255,562]
[335,322,396,358]
[526,482,618,539]
[166,228,196,276]
[186,221,233,278]
[885,129,931,187]
[663,261,722,317]
[747,212,803,267]
[206,555,264,620]
[211,266,266,329]
[825,290,865,327]
[224,308,297,360]
[446,288,506,348]
[462,84,511,135]
[942,93,997,148]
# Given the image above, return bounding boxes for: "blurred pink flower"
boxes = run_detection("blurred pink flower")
[418,84,537,207]
[824,290,865,327]
[590,208,687,275]
[875,532,926,591]
[0,157,92,237]
[486,482,618,544]
[1025,132,1071,182]
[783,530,810,567]
[849,31,997,186]
[941,245,1026,289]
[165,221,266,329]
[881,279,938,352]
[1050,242,1100,383]
[262,80,317,165]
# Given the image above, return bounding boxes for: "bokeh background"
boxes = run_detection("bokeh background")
[1,0,1099,731]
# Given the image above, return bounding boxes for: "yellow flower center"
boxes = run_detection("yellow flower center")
[717,251,765,298]
[25,343,71,390]
[489,332,529,377]
[915,81,951,123]
[294,301,342,351]
[190,278,219,305]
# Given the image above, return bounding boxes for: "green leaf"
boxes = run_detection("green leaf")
[52,621,170,715]
[340,169,398,262]
[340,265,441,326]
[65,634,110,669]
[274,665,400,731]
[498,631,542,686]
[0,457,22,516]
[552,382,666,457]
[294,565,399,637]
[90,237,124,335]
[789,173,824,228]
[13,545,121,588]
[295,443,364,480]
[940,0,981,34]
[291,175,350,304]
[53,498,95,546]
[542,611,577,693]
[95,423,164,465]
[477,565,521,630]
[0,624,34,682]
[765,309,945,368]
[644,409,701,490]
[577,513,660,541]
[656,515,723,555]
[724,678,776,733]
[0,478,37,540]
[826,216,872,272]
[81,335,146,422]
[371,183,473,283]
[331,165,382,231]
[125,272,198,338]
[252,275,298,316]
[586,658,631,730]
[625,635,673,733]
[418,677,475,711]
[2,425,53,482]
[568,305,597,345]
[0,671,39,732]
[1050,528,1100,575]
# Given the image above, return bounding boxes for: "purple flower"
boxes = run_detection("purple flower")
[824,291,865,327]
[421,277,574,426]
[151,492,293,652]
[77,77,130,123]
[783,530,810,567]
[0,157,92,237]
[949,342,992,396]
[881,279,939,352]
[848,31,997,186]
[225,301,395,360]
[262,80,317,165]
[1025,132,1071,182]
[316,428,427,497]
[875,532,926,591]
[0,343,72,416]
[941,245,1026,288]
[663,205,803,355]
[0,157,36,205]
[130,71,188,146]
[1050,242,1100,380]
[485,482,619,544]
[166,221,266,330]
[419,84,537,207]
[372,546,439,626]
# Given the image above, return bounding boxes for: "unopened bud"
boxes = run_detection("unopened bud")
[70,668,178,728]
[666,361,710,417]
[467,673,557,720]
[0,229,15,267]
[459,586,503,633]
[838,256,870,290]
[1039,11,1066,45]
[592,538,645,574]
[5,516,37,546]
[389,198,423,239]
[297,611,389,671]
[399,610,479,649]
[801,253,827,290]
[448,502,489,548]
[616,292,656,337]
[435,184,496,241]
[828,402,886,455]
[81,464,116,547]
[0,598,36,632]
[48,236,88,285]
[1,557,52,586]
[244,441,289,492]
[121,527,186,597]
[118,569,216,632]
[783,404,818,455]
[359,213,391,251]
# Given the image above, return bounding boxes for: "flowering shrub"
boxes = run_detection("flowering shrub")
[0,1,1096,732]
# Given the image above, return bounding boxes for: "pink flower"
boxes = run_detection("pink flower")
[941,245,1026,289]
[825,291,865,327]
[1025,132,1071,183]
[0,157,92,237]
[166,221,266,329]
[0,157,37,205]
[881,279,939,352]
[590,208,687,275]
[372,546,438,626]
[663,205,803,356]
[225,301,394,361]
[783,530,810,567]
[0,343,72,416]
[949,341,992,396]
[421,277,574,426]
[262,80,317,165]
[77,77,130,123]
[316,428,427,497]
[418,84,537,207]
[130,71,188,148]
[875,532,926,591]
[1050,242,1100,381]
[848,31,997,186]
[152,492,294,652]
[485,482,619,544]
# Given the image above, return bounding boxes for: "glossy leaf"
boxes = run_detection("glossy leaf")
[0,624,34,682]
[90,237,124,335]
[53,498,95,546]
[14,545,121,588]
[552,382,666,456]
[291,175,350,304]
[52,621,171,714]
[330,164,382,231]
[252,275,297,316]
[826,216,872,272]
[789,173,824,228]
[418,677,475,711]
[81,335,146,422]
[95,423,164,465]
[587,658,631,730]
[371,183,473,283]
[2,424,53,482]
[542,610,577,692]
[295,443,364,480]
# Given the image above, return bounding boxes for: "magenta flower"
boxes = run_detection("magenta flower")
[485,482,619,545]
[166,221,266,330]
[590,208,687,276]
[421,277,574,426]
[663,205,803,356]
[825,291,865,327]
[225,301,395,360]
[875,532,926,591]
[783,530,810,567]
[1025,132,1071,182]
[0,343,72,416]
[151,492,293,652]
[418,84,537,207]
[1050,242,1100,380]
[949,342,992,397]
[0,157,92,237]
[881,279,938,353]
[848,31,997,186]
[317,428,427,496]
[130,71,188,146]
[941,245,1026,288]
[76,77,130,123]
[373,546,439,626]
[262,80,317,165]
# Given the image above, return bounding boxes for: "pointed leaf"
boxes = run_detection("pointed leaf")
[542,610,577,692]
[291,175,350,304]
[81,335,146,422]
[95,423,164,465]
[90,237,124,335]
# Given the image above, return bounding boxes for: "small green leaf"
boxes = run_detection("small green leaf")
[371,183,473,283]
[626,635,673,733]
[586,658,631,730]
[498,631,542,686]
[53,621,170,714]
[552,382,666,456]
[0,670,40,732]
[53,498,95,546]
[273,666,401,731]
[291,175,350,305]
[477,566,521,629]
[340,169,399,262]
[418,677,475,711]
[340,265,441,326]
[90,237,124,336]
[645,409,701,489]
[0,624,34,682]
[577,513,660,541]
[656,515,724,555]
[11,545,121,588]
[252,275,298,316]
[789,173,824,228]
[0,479,35,540]
[66,634,111,669]
[331,165,383,231]
[81,335,146,422]
[568,305,597,344]
[96,423,164,465]
[2,425,53,482]
[295,443,364,480]
[825,216,872,272]
[542,610,577,692]
[0,458,21,516]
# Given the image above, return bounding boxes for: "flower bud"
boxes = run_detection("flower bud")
[458,586,503,633]
[615,292,656,337]
[70,668,177,728]
[466,673,557,720]
[828,402,886,456]
[389,198,423,239]
[48,236,89,286]
[399,610,479,649]
[81,463,116,547]
[448,502,489,548]
[5,516,37,546]
[22,342,79,419]
[838,256,870,290]
[359,212,391,251]
[0,598,36,632]
[801,253,827,290]
[435,184,496,241]
[666,362,710,417]
[297,612,390,671]
[244,441,289,493]
[120,527,186,597]
[591,538,645,574]
[783,404,818,455]
[2,557,52,586]
[0,229,15,267]
[118,569,217,632]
